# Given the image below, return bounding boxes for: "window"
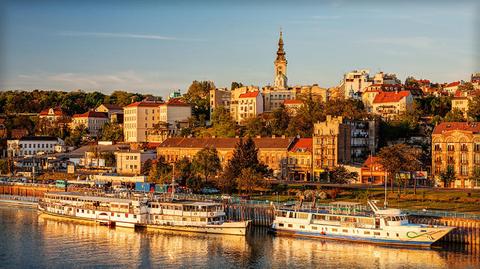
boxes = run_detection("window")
[312,226,317,230]
[374,232,381,236]
[300,225,305,229]
[279,223,284,227]
[461,165,468,176]
[342,229,348,233]
[288,224,293,228]
[332,228,338,232]
[447,144,455,151]
[364,231,370,235]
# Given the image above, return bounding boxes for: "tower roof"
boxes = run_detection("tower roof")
[276,31,286,62]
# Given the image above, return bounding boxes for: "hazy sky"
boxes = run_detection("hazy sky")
[0,0,478,97]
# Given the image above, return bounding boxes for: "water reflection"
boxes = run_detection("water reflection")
[0,205,479,269]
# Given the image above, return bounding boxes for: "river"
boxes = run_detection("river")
[0,204,479,268]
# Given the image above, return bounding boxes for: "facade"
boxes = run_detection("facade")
[283,99,304,115]
[360,156,387,184]
[71,111,109,137]
[124,101,163,143]
[209,88,231,118]
[472,73,480,90]
[237,91,264,123]
[96,104,124,123]
[115,150,157,175]
[371,91,413,119]
[7,136,65,157]
[312,116,351,179]
[274,31,288,90]
[293,84,328,102]
[342,70,400,99]
[443,81,462,94]
[348,119,379,164]
[262,86,295,112]
[39,107,65,121]
[157,137,295,179]
[287,138,312,181]
[431,122,480,188]
[158,98,192,133]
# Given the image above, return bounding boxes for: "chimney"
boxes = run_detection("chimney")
[282,135,286,139]
[272,135,276,138]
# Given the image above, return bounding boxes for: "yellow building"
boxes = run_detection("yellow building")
[313,116,351,179]
[287,138,313,181]
[115,150,157,175]
[71,111,109,137]
[432,122,480,188]
[157,137,295,179]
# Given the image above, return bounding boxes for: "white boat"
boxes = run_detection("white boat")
[270,200,454,247]
[38,191,250,235]
[146,200,250,236]
[38,192,148,228]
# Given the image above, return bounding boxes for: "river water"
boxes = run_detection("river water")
[1,205,479,269]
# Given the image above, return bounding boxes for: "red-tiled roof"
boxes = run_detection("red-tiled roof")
[73,111,108,118]
[125,101,162,108]
[159,137,293,149]
[283,99,303,105]
[39,107,64,116]
[363,156,381,167]
[164,98,190,107]
[289,138,312,152]
[433,122,480,135]
[239,91,260,98]
[100,104,122,110]
[372,91,410,104]
[445,81,461,88]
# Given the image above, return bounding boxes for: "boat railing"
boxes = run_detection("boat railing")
[277,203,374,217]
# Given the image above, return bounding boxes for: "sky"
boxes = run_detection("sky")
[0,0,478,97]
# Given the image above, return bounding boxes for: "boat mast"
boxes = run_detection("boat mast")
[171,162,175,201]
[384,170,387,208]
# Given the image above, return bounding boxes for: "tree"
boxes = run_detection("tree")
[175,157,194,186]
[329,166,358,184]
[236,168,264,195]
[378,144,422,193]
[184,80,215,127]
[0,159,9,175]
[231,82,243,91]
[469,167,480,188]
[65,125,88,147]
[100,122,124,142]
[443,108,466,122]
[468,96,480,121]
[270,105,290,136]
[211,106,237,137]
[142,159,153,175]
[148,157,172,183]
[243,116,270,137]
[405,76,419,88]
[192,147,222,184]
[439,165,456,188]
[458,82,474,94]
[101,152,116,167]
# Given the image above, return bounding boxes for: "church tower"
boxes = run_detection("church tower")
[274,30,288,89]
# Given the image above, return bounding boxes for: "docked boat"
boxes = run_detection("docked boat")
[270,200,454,247]
[38,191,148,228]
[146,200,250,235]
[38,191,250,235]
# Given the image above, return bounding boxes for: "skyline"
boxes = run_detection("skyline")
[0,1,479,97]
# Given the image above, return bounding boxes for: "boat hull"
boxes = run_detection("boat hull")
[146,221,250,236]
[269,227,453,248]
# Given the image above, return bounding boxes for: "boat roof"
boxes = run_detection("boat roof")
[45,191,133,204]
[153,200,221,206]
[329,201,362,206]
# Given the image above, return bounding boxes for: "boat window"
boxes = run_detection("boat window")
[314,214,326,220]
[421,230,427,232]
[332,228,338,232]
[374,232,381,236]
[364,231,370,235]
[300,225,305,229]
[396,233,399,237]
[279,223,284,227]
[133,215,137,219]
[342,229,348,233]
[296,213,309,219]
[200,218,206,222]
[329,216,341,221]
[288,224,293,228]
[312,226,317,230]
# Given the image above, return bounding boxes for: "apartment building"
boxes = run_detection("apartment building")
[283,99,304,115]
[115,150,157,175]
[237,91,264,123]
[286,138,313,181]
[71,111,109,137]
[96,104,124,123]
[342,70,400,98]
[431,122,480,188]
[7,136,65,157]
[370,91,413,120]
[39,107,65,122]
[312,116,351,179]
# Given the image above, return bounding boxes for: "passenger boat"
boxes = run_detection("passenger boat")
[38,191,148,228]
[270,200,454,247]
[146,200,250,235]
[38,191,250,235]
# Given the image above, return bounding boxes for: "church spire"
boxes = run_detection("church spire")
[276,30,286,62]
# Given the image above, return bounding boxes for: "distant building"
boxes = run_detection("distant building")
[348,119,379,164]
[287,138,313,181]
[283,99,304,115]
[115,150,157,175]
[360,156,386,184]
[95,104,124,124]
[431,122,480,188]
[237,91,264,123]
[313,116,351,179]
[11,128,29,139]
[371,91,413,120]
[71,111,109,137]
[157,137,295,179]
[342,70,400,99]
[472,73,480,90]
[0,118,6,139]
[7,136,65,157]
[443,81,462,94]
[39,107,65,122]
[292,84,328,102]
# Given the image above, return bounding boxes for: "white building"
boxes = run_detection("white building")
[115,150,157,175]
[371,91,414,119]
[71,111,109,137]
[342,70,400,98]
[237,91,264,123]
[7,136,65,157]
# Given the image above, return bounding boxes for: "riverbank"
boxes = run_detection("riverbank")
[0,195,38,207]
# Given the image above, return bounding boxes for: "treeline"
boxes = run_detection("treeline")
[0,90,160,116]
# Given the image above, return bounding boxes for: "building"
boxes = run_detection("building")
[360,156,387,184]
[39,107,65,121]
[71,111,109,137]
[124,100,191,142]
[95,104,124,123]
[371,91,413,119]
[348,119,379,164]
[115,150,157,175]
[0,118,6,139]
[237,91,264,123]
[274,31,288,90]
[7,136,65,157]
[209,87,231,117]
[451,91,475,118]
[293,84,329,102]
[342,70,400,99]
[287,138,312,181]
[157,137,295,178]
[283,99,304,115]
[431,122,480,188]
[312,116,351,179]
[443,81,462,94]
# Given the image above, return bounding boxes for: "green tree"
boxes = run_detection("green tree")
[65,125,89,147]
[142,159,153,175]
[0,159,9,175]
[243,116,270,137]
[236,168,264,195]
[184,80,215,127]
[100,122,124,142]
[405,76,419,87]
[231,82,243,90]
[211,106,237,137]
[468,96,480,121]
[440,165,456,188]
[329,166,358,184]
[101,152,116,167]
[270,105,290,136]
[192,147,222,184]
[175,157,194,186]
[443,108,466,122]
[148,157,172,183]
[469,167,480,188]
